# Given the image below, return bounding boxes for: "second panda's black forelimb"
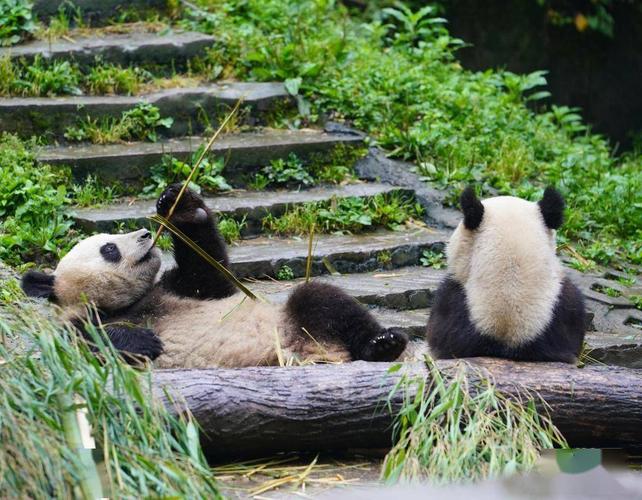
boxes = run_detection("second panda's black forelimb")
[285,282,408,361]
[157,183,236,299]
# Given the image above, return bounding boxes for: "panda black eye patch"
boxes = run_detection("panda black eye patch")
[100,243,122,263]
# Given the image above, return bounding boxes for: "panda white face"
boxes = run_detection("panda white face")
[447,191,564,345]
[53,229,161,311]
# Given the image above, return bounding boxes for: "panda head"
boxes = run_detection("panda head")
[447,187,565,286]
[22,229,161,311]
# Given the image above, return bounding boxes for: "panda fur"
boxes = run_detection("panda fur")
[427,187,586,364]
[22,185,408,368]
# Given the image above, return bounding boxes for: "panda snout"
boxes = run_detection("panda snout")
[138,230,152,242]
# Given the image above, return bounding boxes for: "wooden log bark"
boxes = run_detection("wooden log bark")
[152,359,642,457]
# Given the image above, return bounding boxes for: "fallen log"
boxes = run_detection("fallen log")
[152,359,642,457]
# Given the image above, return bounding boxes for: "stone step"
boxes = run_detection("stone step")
[0,31,214,69]
[247,266,445,310]
[32,0,167,24]
[0,82,291,139]
[222,228,447,279]
[39,128,364,183]
[73,183,412,233]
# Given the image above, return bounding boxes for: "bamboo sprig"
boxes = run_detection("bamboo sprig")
[150,214,261,301]
[152,98,244,246]
[305,223,316,283]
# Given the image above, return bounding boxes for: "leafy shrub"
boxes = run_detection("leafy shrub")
[253,153,314,189]
[276,265,295,280]
[143,149,231,198]
[420,248,446,269]
[0,134,75,266]
[0,0,35,46]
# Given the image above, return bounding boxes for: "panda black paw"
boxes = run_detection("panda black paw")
[156,183,209,225]
[358,328,408,362]
[118,328,164,364]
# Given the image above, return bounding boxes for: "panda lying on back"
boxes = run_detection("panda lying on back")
[427,187,586,363]
[22,185,408,368]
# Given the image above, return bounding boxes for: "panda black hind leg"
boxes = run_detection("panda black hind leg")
[285,282,408,361]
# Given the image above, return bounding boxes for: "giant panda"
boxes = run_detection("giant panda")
[427,187,586,363]
[22,185,408,368]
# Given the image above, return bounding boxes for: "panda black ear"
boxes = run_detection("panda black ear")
[460,187,484,230]
[538,187,565,229]
[21,270,56,299]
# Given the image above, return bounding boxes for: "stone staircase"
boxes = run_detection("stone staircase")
[2,7,640,368]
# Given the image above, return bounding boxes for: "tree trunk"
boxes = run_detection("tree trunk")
[152,359,642,458]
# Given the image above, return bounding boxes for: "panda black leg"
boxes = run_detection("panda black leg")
[285,282,408,362]
[157,184,236,299]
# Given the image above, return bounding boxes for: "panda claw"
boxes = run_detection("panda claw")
[358,328,408,362]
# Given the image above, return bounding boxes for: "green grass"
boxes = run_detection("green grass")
[181,0,640,268]
[382,358,566,483]
[262,193,423,236]
[218,216,247,244]
[64,103,174,144]
[0,284,221,498]
[0,56,155,97]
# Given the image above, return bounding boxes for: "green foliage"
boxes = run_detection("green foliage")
[0,56,154,97]
[253,153,314,189]
[0,55,81,97]
[0,134,75,266]
[143,149,231,198]
[420,248,445,269]
[64,103,174,144]
[71,175,122,207]
[276,265,295,281]
[382,358,566,483]
[0,0,35,46]
[182,0,640,267]
[251,146,362,189]
[263,193,422,235]
[0,294,221,498]
[85,64,151,95]
[217,216,246,244]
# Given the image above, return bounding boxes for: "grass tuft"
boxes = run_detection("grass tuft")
[263,193,423,236]
[0,285,221,498]
[382,358,566,484]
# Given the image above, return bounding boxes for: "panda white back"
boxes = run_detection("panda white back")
[427,187,586,363]
[449,196,563,346]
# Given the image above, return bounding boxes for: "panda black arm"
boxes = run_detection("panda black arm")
[70,316,163,364]
[156,184,236,299]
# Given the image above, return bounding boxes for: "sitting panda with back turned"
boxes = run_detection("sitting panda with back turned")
[427,187,586,363]
[22,184,409,367]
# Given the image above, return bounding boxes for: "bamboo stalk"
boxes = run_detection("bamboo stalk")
[152,99,244,246]
[305,223,316,283]
[57,393,104,500]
